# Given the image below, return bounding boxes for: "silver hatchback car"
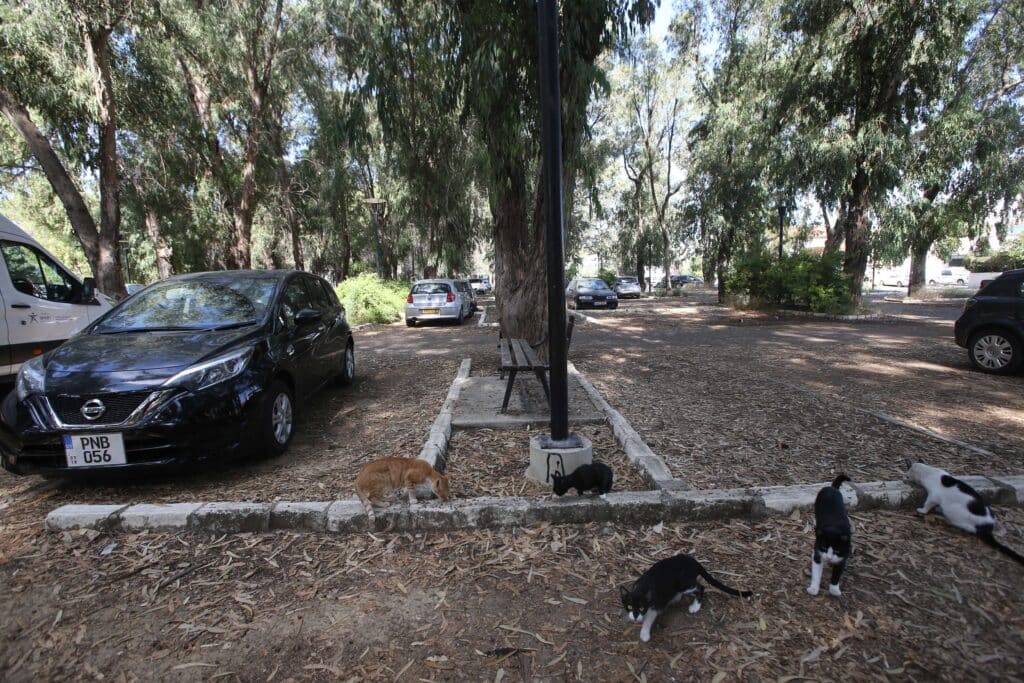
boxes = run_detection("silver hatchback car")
[405,279,475,326]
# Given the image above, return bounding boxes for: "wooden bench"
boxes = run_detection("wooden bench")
[497,316,575,413]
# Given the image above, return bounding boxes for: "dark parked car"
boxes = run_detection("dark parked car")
[656,274,703,288]
[566,278,618,310]
[0,270,355,476]
[954,269,1024,374]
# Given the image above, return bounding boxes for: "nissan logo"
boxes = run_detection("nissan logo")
[80,398,106,421]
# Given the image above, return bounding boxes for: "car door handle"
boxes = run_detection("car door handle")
[11,303,30,309]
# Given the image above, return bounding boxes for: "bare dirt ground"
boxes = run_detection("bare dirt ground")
[1,509,1021,681]
[2,298,1024,681]
[445,423,651,498]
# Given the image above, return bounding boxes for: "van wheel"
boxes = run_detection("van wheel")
[968,329,1021,374]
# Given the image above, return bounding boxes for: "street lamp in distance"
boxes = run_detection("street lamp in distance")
[362,197,387,278]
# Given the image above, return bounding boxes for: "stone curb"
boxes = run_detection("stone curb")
[567,362,680,490]
[775,309,886,322]
[417,358,471,473]
[477,309,500,328]
[54,473,1024,535]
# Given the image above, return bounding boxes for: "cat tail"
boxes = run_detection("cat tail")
[697,565,753,598]
[978,529,1024,565]
[831,474,851,489]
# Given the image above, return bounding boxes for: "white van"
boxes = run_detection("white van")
[0,213,113,380]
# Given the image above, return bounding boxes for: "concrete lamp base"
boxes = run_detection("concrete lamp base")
[526,433,593,485]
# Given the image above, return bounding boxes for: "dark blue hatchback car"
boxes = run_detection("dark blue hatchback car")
[954,268,1024,374]
[0,269,354,476]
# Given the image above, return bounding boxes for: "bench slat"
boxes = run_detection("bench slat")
[518,339,546,369]
[499,338,514,368]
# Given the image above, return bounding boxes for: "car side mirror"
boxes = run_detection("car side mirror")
[295,308,322,326]
[80,277,96,304]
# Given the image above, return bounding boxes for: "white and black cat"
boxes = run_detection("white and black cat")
[551,462,613,497]
[620,554,752,642]
[808,474,853,597]
[907,462,1024,565]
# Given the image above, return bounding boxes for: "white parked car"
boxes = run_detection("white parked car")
[404,279,475,326]
[928,267,971,286]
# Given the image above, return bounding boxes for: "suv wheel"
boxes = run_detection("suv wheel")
[968,329,1021,374]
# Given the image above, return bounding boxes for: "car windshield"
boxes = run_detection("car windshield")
[94,277,277,333]
[412,282,451,294]
[578,279,610,290]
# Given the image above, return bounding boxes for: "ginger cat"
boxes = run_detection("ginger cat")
[355,457,450,522]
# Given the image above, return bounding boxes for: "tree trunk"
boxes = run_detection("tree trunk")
[144,208,174,279]
[0,87,101,260]
[908,239,930,298]
[840,169,871,299]
[493,157,547,342]
[716,224,737,302]
[662,227,671,293]
[271,119,304,270]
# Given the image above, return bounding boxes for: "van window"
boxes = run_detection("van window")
[1,241,78,303]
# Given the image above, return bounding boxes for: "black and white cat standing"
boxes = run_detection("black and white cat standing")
[907,462,1024,565]
[620,554,752,642]
[808,474,853,597]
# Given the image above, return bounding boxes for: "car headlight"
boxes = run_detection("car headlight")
[578,295,593,300]
[608,294,618,299]
[16,356,46,401]
[163,347,253,392]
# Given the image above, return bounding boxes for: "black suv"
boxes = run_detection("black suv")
[954,269,1024,374]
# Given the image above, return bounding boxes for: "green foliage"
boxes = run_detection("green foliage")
[965,237,1024,272]
[727,250,853,314]
[334,274,409,325]
[597,267,617,288]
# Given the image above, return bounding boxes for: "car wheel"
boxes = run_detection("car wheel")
[336,342,355,386]
[928,280,936,286]
[406,319,415,327]
[967,329,1021,374]
[896,281,903,288]
[609,304,618,310]
[957,279,965,285]
[261,380,295,456]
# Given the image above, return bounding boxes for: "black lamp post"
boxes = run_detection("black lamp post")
[536,0,571,443]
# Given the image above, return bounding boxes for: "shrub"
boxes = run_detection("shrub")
[597,267,617,288]
[334,273,409,325]
[726,250,853,314]
[966,236,1024,272]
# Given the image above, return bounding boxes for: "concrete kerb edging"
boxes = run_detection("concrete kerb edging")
[477,309,500,328]
[567,361,679,490]
[44,473,1024,534]
[417,358,471,473]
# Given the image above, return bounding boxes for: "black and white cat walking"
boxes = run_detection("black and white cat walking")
[907,462,1024,565]
[620,554,752,642]
[808,474,853,597]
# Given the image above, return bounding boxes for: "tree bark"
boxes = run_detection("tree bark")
[908,239,930,298]
[144,208,175,279]
[493,154,547,342]
[271,118,304,270]
[840,167,871,299]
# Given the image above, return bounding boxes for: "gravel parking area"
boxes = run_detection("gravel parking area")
[2,508,1021,680]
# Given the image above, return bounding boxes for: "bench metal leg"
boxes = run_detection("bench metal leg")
[501,369,518,413]
[535,369,550,406]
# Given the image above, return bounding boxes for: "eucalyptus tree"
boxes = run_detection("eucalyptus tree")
[0,0,131,296]
[451,0,655,340]
[879,0,1024,296]
[778,0,989,297]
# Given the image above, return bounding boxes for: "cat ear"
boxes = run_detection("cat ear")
[619,585,629,601]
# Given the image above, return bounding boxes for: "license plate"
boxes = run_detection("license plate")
[421,308,440,314]
[593,300,606,306]
[63,433,126,468]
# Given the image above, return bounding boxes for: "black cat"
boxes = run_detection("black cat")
[551,462,613,496]
[808,474,853,597]
[620,554,752,642]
